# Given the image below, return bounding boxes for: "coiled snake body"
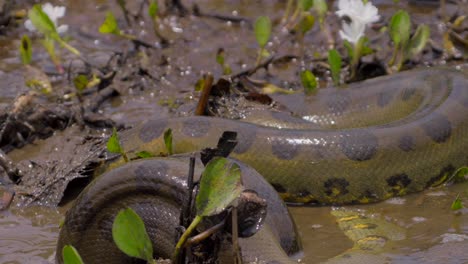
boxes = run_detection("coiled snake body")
[57,68,468,263]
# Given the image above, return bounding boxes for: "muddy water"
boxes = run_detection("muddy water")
[1,0,467,263]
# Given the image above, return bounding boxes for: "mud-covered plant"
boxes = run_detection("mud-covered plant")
[173,157,242,262]
[216,48,232,75]
[107,127,129,162]
[335,0,379,80]
[99,11,137,41]
[300,69,317,95]
[388,10,430,71]
[148,0,168,44]
[254,16,272,66]
[19,35,32,65]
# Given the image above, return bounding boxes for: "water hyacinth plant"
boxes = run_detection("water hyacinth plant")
[335,0,379,79]
[24,3,81,73]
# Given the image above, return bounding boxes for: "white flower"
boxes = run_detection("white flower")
[336,0,379,43]
[24,3,68,34]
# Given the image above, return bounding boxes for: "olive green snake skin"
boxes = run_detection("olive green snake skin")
[57,68,468,263]
[118,68,468,204]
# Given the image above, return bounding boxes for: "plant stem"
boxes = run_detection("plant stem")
[282,0,294,23]
[57,38,81,56]
[172,215,203,263]
[255,47,264,67]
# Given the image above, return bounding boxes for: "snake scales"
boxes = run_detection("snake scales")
[57,68,468,263]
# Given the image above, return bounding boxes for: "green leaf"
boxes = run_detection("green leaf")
[300,70,317,95]
[136,151,155,158]
[407,24,430,58]
[216,48,225,66]
[99,12,121,35]
[20,35,32,65]
[196,157,242,217]
[328,49,341,86]
[254,16,271,48]
[451,194,463,211]
[299,0,314,11]
[107,127,122,154]
[194,78,205,91]
[343,40,354,59]
[148,1,158,19]
[73,74,89,93]
[112,208,153,262]
[297,13,315,35]
[28,4,58,37]
[62,245,84,264]
[164,128,173,155]
[389,10,411,47]
[313,0,328,19]
[449,167,468,183]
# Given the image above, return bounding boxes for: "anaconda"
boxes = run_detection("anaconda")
[56,157,300,263]
[117,68,468,204]
[58,68,468,263]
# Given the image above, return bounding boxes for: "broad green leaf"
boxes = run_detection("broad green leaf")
[28,4,58,37]
[254,16,271,48]
[136,151,155,158]
[299,0,314,11]
[328,49,341,86]
[451,194,463,211]
[20,35,32,65]
[196,157,242,217]
[164,128,173,155]
[297,13,315,35]
[148,1,158,19]
[99,12,121,35]
[112,208,153,262]
[107,127,122,154]
[389,10,411,47]
[73,74,89,93]
[407,24,430,57]
[300,70,317,95]
[62,245,84,264]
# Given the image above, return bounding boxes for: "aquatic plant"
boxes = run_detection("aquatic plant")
[24,3,80,73]
[336,0,379,79]
[388,10,430,72]
[254,16,272,66]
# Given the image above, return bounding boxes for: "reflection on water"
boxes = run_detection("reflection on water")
[0,206,62,263]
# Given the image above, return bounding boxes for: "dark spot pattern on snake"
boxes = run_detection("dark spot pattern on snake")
[182,118,211,137]
[426,164,455,187]
[377,90,394,107]
[421,113,452,143]
[324,178,350,197]
[271,137,299,160]
[401,87,416,101]
[340,130,378,161]
[398,135,415,152]
[386,173,411,194]
[233,126,257,154]
[139,119,168,142]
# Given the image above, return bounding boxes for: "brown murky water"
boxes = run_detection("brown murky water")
[0,0,467,263]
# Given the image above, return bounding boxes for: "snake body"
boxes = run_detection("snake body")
[58,68,468,263]
[119,68,468,204]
